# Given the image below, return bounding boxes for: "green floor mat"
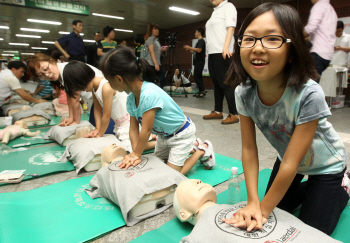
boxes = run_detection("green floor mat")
[7,128,54,148]
[166,90,198,95]
[131,169,349,243]
[186,153,242,186]
[142,149,154,155]
[28,113,89,128]
[0,146,74,185]
[0,175,125,243]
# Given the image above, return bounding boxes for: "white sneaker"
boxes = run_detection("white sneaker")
[193,137,203,152]
[198,140,215,169]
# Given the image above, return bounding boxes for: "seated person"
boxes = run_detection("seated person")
[32,79,53,99]
[173,179,340,243]
[173,69,191,88]
[0,61,46,116]
[85,144,187,226]
[0,120,41,144]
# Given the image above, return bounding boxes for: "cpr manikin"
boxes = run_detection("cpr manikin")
[44,121,94,146]
[0,120,41,144]
[6,104,32,116]
[101,144,176,217]
[173,180,340,243]
[12,109,51,127]
[85,145,186,226]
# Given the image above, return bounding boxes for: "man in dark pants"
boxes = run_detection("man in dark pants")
[55,20,85,62]
[304,0,337,82]
[184,28,206,98]
[86,32,102,67]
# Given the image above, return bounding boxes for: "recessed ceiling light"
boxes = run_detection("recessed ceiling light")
[16,34,41,38]
[20,28,50,33]
[31,47,48,50]
[92,13,124,20]
[80,33,84,36]
[169,6,200,15]
[0,38,3,41]
[3,51,18,53]
[27,19,62,25]
[0,26,9,29]
[1,54,13,56]
[59,31,70,35]
[21,53,35,55]
[83,40,95,43]
[9,43,30,46]
[114,29,133,33]
[42,41,55,44]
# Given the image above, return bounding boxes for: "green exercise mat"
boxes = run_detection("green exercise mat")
[186,153,242,186]
[27,113,90,128]
[131,169,349,243]
[0,146,74,185]
[166,90,198,95]
[7,128,54,148]
[0,175,125,243]
[142,149,154,155]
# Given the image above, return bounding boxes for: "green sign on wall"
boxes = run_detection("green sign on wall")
[11,0,90,15]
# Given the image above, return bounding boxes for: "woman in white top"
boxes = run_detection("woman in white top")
[203,0,239,125]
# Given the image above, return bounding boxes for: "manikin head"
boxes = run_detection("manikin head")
[101,144,127,166]
[173,179,217,225]
[14,120,28,129]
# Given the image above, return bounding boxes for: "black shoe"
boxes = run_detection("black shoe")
[196,93,205,98]
[193,93,198,97]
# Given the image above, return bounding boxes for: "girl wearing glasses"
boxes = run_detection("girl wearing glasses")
[223,3,348,235]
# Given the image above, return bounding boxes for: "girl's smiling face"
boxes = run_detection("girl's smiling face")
[240,11,291,86]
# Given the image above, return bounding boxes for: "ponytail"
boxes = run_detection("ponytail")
[100,46,158,86]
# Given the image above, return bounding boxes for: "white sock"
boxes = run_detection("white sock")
[215,111,221,114]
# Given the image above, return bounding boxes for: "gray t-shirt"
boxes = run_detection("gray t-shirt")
[145,36,161,66]
[181,202,340,243]
[32,102,54,111]
[235,79,347,175]
[3,104,32,115]
[85,154,187,226]
[12,109,51,122]
[59,134,124,174]
[44,120,93,146]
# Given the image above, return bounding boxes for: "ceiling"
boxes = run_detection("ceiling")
[0,0,291,56]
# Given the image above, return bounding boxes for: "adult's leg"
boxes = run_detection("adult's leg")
[158,66,166,88]
[208,54,224,112]
[310,52,330,83]
[298,168,349,235]
[265,157,305,212]
[194,63,205,93]
[0,106,4,117]
[211,55,237,115]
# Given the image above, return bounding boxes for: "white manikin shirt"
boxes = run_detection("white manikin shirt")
[181,202,340,243]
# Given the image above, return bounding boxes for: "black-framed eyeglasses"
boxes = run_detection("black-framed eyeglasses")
[237,35,292,49]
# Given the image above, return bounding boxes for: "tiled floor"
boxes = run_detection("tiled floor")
[1,82,350,243]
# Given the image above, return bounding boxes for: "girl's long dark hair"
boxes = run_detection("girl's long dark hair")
[62,60,95,98]
[100,46,158,86]
[225,2,319,89]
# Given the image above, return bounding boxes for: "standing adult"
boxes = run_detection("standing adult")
[97,26,117,57]
[304,0,337,82]
[184,27,206,98]
[330,21,350,67]
[145,23,168,88]
[86,32,102,67]
[55,20,85,62]
[120,40,127,46]
[0,61,46,116]
[204,0,239,124]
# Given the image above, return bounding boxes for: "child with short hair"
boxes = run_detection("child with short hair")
[222,2,348,235]
[99,46,215,174]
